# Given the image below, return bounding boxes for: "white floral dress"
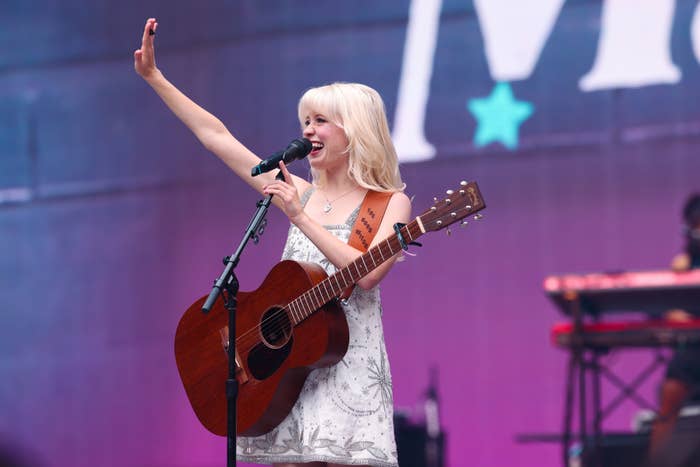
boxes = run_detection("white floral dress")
[236,188,398,467]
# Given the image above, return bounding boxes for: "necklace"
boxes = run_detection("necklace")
[320,187,359,213]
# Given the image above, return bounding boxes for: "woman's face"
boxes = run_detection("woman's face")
[301,110,350,173]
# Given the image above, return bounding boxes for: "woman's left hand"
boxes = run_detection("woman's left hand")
[263,162,304,222]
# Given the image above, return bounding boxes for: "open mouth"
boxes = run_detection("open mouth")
[310,142,324,154]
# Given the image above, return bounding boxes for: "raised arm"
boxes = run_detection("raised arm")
[133,18,311,197]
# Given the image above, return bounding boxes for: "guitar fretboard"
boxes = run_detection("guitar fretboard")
[285,220,423,324]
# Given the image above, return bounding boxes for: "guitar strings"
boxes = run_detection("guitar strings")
[233,232,410,353]
[233,261,353,353]
[232,279,334,355]
[232,213,452,354]
[234,237,400,349]
[234,230,413,352]
[232,238,402,353]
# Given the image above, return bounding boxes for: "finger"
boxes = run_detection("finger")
[142,18,157,47]
[275,180,296,195]
[143,21,159,64]
[265,182,288,195]
[264,188,288,202]
[279,161,293,185]
[267,183,293,196]
[263,184,281,194]
[142,19,153,44]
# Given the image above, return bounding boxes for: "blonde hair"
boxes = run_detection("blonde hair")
[298,82,405,192]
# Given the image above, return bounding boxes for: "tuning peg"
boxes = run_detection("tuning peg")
[433,197,438,203]
[473,213,484,220]
[446,228,452,236]
[446,189,454,195]
[460,220,469,227]
[460,180,468,186]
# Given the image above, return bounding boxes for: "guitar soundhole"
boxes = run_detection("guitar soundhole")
[260,307,292,349]
[248,307,293,381]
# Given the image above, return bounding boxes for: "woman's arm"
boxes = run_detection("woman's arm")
[264,163,412,290]
[133,18,311,197]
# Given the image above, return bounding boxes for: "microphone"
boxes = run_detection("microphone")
[251,138,313,176]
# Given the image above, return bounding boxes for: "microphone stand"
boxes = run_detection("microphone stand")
[201,171,283,467]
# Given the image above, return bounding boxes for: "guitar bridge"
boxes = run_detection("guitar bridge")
[219,327,249,384]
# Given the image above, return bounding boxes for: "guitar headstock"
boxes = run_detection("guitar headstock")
[417,181,486,232]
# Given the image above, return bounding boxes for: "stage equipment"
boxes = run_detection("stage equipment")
[545,269,700,467]
[250,138,312,176]
[173,181,485,465]
[395,367,445,467]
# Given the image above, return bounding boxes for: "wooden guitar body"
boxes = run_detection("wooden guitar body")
[174,260,349,436]
[174,180,486,438]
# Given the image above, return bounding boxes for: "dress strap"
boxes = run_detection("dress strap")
[299,187,315,207]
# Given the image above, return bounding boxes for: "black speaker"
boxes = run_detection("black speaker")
[394,414,445,467]
[579,414,700,467]
[579,433,648,467]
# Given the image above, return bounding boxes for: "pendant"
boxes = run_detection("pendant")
[323,202,332,213]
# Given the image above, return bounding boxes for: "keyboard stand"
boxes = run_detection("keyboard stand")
[560,292,669,467]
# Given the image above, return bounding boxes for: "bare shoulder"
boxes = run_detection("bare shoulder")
[388,191,411,208]
[386,191,412,221]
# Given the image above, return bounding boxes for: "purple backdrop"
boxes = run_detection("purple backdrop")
[1,1,699,466]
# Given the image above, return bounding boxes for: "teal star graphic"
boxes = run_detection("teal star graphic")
[467,82,534,150]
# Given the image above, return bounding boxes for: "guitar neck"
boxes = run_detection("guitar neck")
[285,180,486,325]
[287,220,424,325]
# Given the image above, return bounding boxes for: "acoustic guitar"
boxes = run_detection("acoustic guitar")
[174,180,486,436]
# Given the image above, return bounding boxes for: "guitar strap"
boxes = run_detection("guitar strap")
[339,190,393,301]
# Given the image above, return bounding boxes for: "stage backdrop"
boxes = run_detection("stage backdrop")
[1,1,700,466]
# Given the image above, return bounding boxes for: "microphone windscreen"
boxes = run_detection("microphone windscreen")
[294,138,313,154]
[287,138,313,160]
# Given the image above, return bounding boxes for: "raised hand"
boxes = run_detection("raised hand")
[134,18,159,79]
